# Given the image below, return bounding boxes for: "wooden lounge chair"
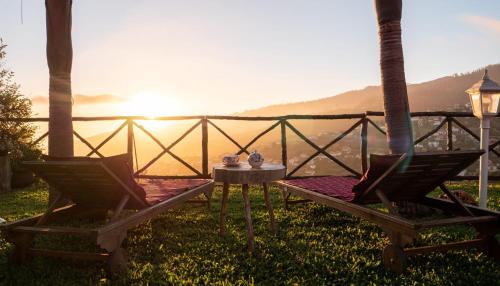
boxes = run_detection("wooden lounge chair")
[277,150,500,273]
[0,155,213,274]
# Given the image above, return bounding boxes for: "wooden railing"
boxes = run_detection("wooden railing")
[11,111,500,180]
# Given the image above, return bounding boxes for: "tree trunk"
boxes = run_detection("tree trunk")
[375,0,417,216]
[46,0,74,204]
[374,0,414,154]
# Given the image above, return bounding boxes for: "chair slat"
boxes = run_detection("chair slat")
[24,161,148,209]
[358,151,483,204]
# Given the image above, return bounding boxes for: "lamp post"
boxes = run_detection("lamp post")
[466,69,500,208]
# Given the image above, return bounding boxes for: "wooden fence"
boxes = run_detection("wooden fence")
[12,111,500,181]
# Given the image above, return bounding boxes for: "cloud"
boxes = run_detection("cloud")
[31,94,126,105]
[461,14,500,34]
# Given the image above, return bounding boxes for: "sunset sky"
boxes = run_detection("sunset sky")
[1,0,500,117]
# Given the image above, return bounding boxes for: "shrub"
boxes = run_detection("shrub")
[0,40,41,171]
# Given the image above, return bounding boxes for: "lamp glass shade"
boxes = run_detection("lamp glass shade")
[469,91,500,118]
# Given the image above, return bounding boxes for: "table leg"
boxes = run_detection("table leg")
[263,182,277,234]
[219,182,230,236]
[241,184,255,252]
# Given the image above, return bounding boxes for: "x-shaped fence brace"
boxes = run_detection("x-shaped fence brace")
[284,119,363,178]
[30,120,127,160]
[31,131,48,146]
[207,119,280,156]
[133,120,203,177]
[27,114,500,179]
[85,121,128,157]
[367,116,500,158]
[29,122,128,158]
[133,121,203,176]
[449,117,500,157]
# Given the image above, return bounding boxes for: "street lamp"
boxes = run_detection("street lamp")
[466,69,500,208]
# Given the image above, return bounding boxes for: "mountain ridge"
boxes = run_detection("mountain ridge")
[235,64,500,116]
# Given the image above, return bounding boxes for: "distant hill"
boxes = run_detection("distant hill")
[236,64,500,116]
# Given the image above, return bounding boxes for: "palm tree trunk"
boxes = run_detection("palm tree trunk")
[374,0,414,154]
[46,0,74,204]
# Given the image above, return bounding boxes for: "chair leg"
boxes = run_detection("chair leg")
[474,222,500,260]
[281,187,290,210]
[382,244,407,274]
[106,247,128,277]
[204,186,213,211]
[98,230,128,276]
[382,230,410,274]
[479,235,500,261]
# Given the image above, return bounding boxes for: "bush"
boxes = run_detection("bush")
[0,40,41,171]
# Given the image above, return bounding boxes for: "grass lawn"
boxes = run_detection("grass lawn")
[0,181,499,285]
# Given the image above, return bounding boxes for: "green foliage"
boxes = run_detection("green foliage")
[0,181,498,285]
[0,40,41,170]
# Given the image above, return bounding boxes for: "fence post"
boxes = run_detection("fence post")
[447,117,453,151]
[281,118,287,169]
[127,119,134,169]
[361,116,368,173]
[202,117,209,178]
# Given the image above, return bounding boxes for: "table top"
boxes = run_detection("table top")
[212,163,286,184]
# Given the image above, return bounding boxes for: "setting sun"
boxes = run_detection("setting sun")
[122,91,183,118]
[120,91,185,130]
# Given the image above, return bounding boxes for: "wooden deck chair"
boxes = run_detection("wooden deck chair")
[277,150,500,273]
[0,155,213,275]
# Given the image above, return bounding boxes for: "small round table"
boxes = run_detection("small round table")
[213,163,286,252]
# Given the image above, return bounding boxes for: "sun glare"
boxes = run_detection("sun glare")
[124,91,181,118]
[122,91,183,129]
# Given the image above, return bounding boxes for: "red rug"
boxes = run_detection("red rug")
[285,176,359,202]
[138,179,211,205]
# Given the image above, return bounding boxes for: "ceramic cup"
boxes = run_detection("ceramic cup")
[222,154,239,166]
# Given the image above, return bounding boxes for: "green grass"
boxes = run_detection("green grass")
[0,181,499,285]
